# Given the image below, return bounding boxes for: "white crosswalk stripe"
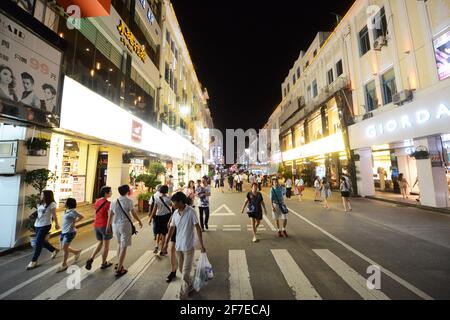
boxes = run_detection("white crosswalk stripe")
[229,250,253,300]
[162,250,201,300]
[96,251,156,300]
[33,251,117,300]
[313,249,390,300]
[271,249,322,300]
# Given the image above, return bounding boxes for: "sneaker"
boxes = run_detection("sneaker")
[57,265,68,273]
[252,237,259,243]
[153,247,159,254]
[74,251,81,262]
[205,224,209,230]
[283,230,288,238]
[51,249,60,259]
[166,271,176,283]
[26,261,37,270]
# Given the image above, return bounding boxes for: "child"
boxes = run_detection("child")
[58,198,84,273]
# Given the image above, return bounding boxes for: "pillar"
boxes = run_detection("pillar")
[355,148,375,197]
[85,145,99,203]
[413,136,449,208]
[106,146,125,201]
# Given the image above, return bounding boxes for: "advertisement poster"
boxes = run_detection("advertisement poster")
[434,29,450,81]
[72,175,86,203]
[0,11,62,126]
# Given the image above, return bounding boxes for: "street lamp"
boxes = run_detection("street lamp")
[180,104,191,116]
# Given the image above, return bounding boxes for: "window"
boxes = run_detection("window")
[365,80,377,111]
[359,26,371,56]
[327,69,334,85]
[297,67,301,79]
[307,86,311,100]
[336,60,343,76]
[313,49,317,57]
[381,69,397,104]
[327,103,341,135]
[373,7,388,39]
[293,74,296,84]
[293,124,305,148]
[307,112,323,141]
[364,81,378,112]
[284,87,287,97]
[287,83,290,93]
[312,80,318,97]
[166,30,171,44]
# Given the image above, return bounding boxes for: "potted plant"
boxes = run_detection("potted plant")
[24,169,57,247]
[26,137,50,156]
[136,174,161,193]
[137,192,153,213]
[149,161,166,178]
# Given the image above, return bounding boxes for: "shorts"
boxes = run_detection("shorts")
[95,227,113,241]
[170,227,177,243]
[60,232,77,245]
[341,191,350,198]
[154,214,171,235]
[247,212,263,221]
[272,205,288,220]
[113,223,132,248]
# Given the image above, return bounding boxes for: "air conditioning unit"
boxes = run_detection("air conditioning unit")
[362,112,373,120]
[373,36,387,51]
[393,90,413,106]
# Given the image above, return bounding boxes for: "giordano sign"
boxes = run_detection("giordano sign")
[349,85,450,150]
[117,20,146,63]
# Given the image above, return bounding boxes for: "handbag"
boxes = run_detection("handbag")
[271,187,289,214]
[116,199,138,236]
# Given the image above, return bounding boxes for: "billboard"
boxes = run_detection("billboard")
[434,29,450,81]
[0,11,62,127]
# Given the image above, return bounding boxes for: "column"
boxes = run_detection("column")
[355,148,375,197]
[106,146,125,201]
[85,145,99,203]
[413,136,449,208]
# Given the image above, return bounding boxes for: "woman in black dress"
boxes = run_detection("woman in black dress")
[241,183,268,243]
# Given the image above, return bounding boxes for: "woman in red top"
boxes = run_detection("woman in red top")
[85,186,114,270]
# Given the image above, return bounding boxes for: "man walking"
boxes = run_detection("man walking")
[270,178,288,238]
[196,177,211,231]
[163,192,206,300]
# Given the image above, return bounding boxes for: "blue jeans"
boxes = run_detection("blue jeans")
[32,225,56,262]
[199,207,210,230]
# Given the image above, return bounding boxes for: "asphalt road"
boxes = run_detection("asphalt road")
[0,186,449,300]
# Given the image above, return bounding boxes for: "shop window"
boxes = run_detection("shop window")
[126,66,157,125]
[308,112,323,141]
[365,80,377,111]
[359,26,371,56]
[381,69,397,105]
[327,104,341,135]
[294,124,305,148]
[133,11,159,66]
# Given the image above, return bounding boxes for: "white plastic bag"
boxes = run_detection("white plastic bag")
[193,253,213,292]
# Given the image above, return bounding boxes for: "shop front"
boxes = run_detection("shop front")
[349,81,450,208]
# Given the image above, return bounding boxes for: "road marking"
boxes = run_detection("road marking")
[271,249,321,300]
[162,250,200,300]
[313,249,390,300]
[33,251,117,300]
[284,204,434,300]
[96,251,156,300]
[0,251,33,268]
[224,225,241,228]
[223,229,242,232]
[211,204,235,216]
[229,250,253,300]
[0,243,98,300]
[263,215,277,232]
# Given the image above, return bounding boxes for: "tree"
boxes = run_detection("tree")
[136,174,160,193]
[149,161,166,177]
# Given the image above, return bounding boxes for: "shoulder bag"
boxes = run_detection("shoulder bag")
[116,200,138,235]
[271,187,289,214]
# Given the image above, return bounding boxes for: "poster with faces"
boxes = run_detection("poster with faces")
[0,11,62,126]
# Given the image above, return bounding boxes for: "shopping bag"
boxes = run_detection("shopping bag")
[193,253,213,292]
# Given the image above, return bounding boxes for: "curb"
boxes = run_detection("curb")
[365,196,450,215]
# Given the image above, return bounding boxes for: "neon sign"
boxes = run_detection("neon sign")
[117,20,146,63]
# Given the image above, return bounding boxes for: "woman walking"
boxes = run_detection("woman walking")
[241,183,268,243]
[314,176,322,202]
[285,176,293,199]
[58,198,84,273]
[398,173,410,199]
[149,185,172,255]
[340,176,352,212]
[85,186,114,271]
[294,176,305,201]
[321,177,332,209]
[27,190,60,270]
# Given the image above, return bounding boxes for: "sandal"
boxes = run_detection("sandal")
[57,265,68,273]
[101,262,113,270]
[153,247,159,254]
[115,267,128,278]
[85,259,94,271]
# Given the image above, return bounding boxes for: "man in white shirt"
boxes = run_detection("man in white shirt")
[164,192,206,300]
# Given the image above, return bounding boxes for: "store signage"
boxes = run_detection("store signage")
[131,120,142,143]
[366,104,450,139]
[117,20,146,63]
[349,85,450,150]
[0,12,62,127]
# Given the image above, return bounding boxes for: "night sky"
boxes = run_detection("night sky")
[171,0,355,134]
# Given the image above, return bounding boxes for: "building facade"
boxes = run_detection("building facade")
[265,0,449,207]
[0,0,213,248]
